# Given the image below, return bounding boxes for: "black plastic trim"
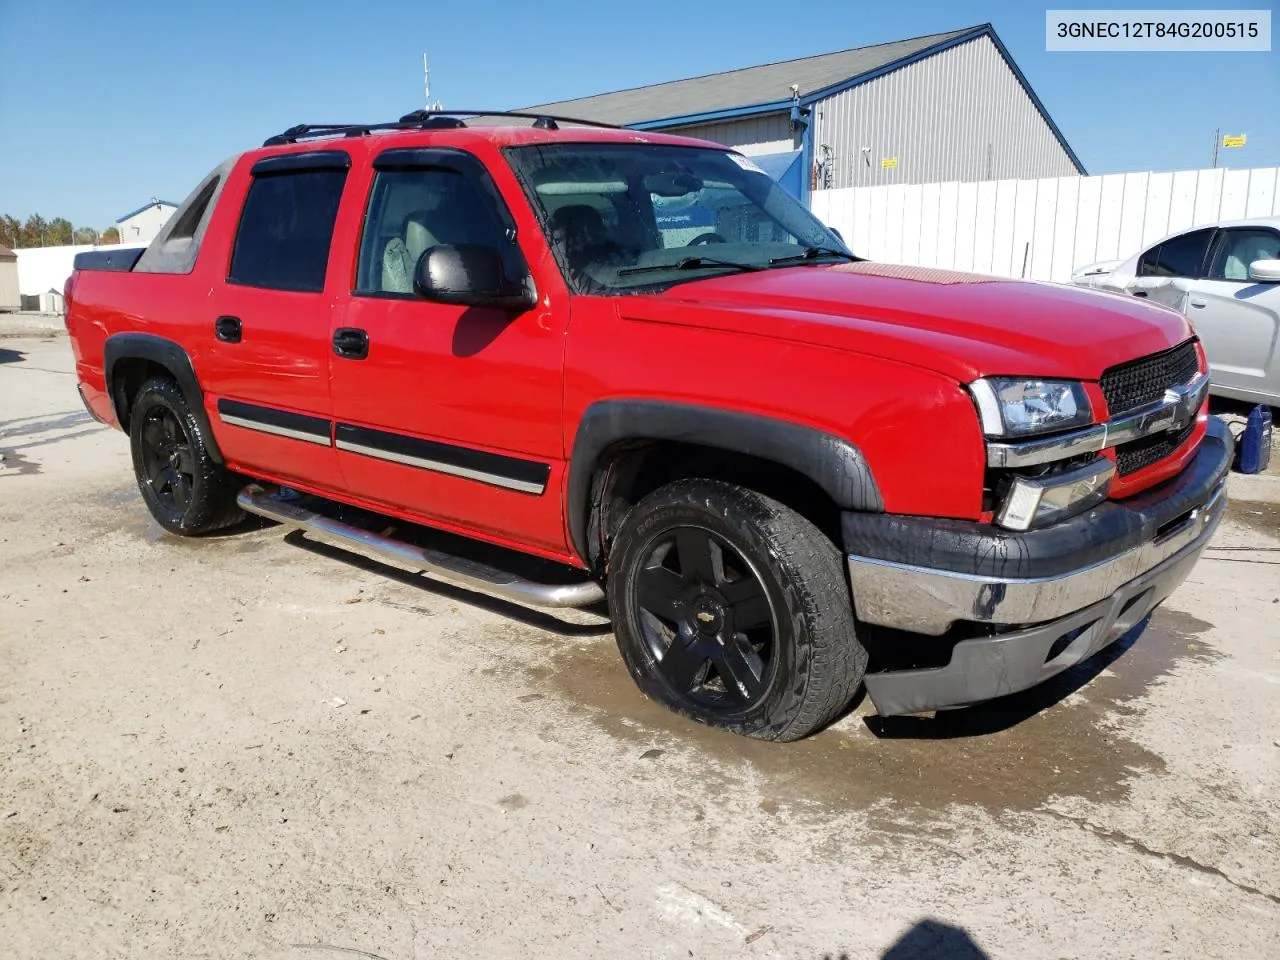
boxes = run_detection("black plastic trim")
[843,418,1233,580]
[73,248,144,272]
[216,399,331,439]
[250,151,352,176]
[567,399,883,563]
[334,423,550,490]
[103,333,223,463]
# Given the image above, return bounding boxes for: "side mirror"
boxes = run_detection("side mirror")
[414,244,535,311]
[1248,259,1280,283]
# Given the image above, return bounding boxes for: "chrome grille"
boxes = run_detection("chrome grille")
[1100,340,1199,417]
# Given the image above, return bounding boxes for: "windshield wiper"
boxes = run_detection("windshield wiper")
[616,256,764,278]
[767,246,860,266]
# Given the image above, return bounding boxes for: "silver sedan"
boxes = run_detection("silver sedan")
[1072,217,1280,407]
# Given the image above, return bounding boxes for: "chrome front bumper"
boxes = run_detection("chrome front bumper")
[843,417,1234,715]
[849,479,1225,636]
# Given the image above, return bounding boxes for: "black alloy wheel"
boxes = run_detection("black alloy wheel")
[633,525,777,711]
[609,479,866,741]
[128,376,242,535]
[138,405,195,514]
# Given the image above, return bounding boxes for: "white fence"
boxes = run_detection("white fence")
[811,166,1280,284]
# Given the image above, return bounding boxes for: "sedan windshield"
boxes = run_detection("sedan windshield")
[503,143,855,294]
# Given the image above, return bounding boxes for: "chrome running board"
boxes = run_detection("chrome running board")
[237,486,605,609]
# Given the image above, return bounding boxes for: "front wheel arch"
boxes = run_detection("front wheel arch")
[567,400,882,568]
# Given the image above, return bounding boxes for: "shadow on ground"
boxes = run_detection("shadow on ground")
[878,918,991,959]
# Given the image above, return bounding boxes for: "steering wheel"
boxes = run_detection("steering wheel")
[686,232,726,246]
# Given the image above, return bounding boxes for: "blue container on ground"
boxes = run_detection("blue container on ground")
[1237,405,1273,474]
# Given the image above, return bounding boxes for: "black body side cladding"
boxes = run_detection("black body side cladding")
[334,422,550,490]
[217,398,331,440]
[843,418,1233,580]
[567,399,883,563]
[73,248,144,272]
[103,333,224,463]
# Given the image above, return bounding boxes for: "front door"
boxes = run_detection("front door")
[203,151,351,492]
[328,147,570,556]
[1189,226,1280,402]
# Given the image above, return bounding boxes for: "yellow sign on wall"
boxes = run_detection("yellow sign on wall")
[1223,134,1247,148]
[882,157,898,169]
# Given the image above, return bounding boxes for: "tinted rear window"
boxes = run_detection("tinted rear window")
[228,169,347,292]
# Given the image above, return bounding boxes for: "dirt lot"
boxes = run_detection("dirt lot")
[3,335,1279,959]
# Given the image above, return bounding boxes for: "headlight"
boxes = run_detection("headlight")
[969,378,1092,438]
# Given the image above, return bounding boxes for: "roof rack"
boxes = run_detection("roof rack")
[263,110,620,147]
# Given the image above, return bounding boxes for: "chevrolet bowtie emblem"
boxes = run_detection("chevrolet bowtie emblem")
[696,611,716,623]
[1164,382,1198,431]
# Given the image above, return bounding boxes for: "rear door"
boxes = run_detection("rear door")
[328,147,570,555]
[1190,226,1280,402]
[203,151,351,492]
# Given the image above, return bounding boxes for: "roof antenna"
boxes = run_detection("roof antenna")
[423,53,443,112]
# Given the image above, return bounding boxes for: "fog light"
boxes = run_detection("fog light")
[997,458,1115,531]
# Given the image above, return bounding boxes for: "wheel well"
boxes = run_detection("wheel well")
[110,358,171,432]
[586,440,843,569]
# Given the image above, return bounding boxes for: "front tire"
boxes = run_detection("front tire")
[608,479,866,741]
[129,376,242,535]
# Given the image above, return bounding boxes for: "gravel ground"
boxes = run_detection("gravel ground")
[2,336,1278,960]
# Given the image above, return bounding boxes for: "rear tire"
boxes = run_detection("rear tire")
[129,376,242,535]
[607,479,866,741]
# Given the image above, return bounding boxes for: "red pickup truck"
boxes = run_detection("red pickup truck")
[66,111,1232,741]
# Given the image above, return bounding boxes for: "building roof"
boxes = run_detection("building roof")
[520,26,979,126]
[0,244,16,262]
[115,200,178,224]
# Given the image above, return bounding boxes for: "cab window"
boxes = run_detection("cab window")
[356,167,511,295]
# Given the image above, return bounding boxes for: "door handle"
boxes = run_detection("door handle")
[1189,297,1208,308]
[215,315,242,343]
[1132,291,1148,299]
[332,327,369,360]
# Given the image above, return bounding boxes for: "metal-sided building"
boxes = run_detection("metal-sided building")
[521,23,1082,201]
[116,200,178,246]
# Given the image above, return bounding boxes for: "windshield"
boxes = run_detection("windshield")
[503,143,854,294]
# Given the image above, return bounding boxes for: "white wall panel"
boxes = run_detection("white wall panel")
[1072,175,1102,270]
[991,179,1018,276]
[1245,168,1277,218]
[953,182,979,272]
[813,165,1280,283]
[1050,176,1080,284]
[1219,170,1251,220]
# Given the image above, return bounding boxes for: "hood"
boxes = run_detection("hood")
[620,261,1191,383]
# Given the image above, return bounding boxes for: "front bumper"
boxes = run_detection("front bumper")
[845,418,1233,715]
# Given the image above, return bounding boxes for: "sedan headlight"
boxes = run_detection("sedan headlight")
[969,378,1092,438]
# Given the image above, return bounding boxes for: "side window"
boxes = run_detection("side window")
[356,168,512,294]
[228,169,347,292]
[1137,228,1213,278]
[1208,228,1280,281]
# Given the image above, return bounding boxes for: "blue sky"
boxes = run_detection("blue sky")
[0,0,1275,229]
